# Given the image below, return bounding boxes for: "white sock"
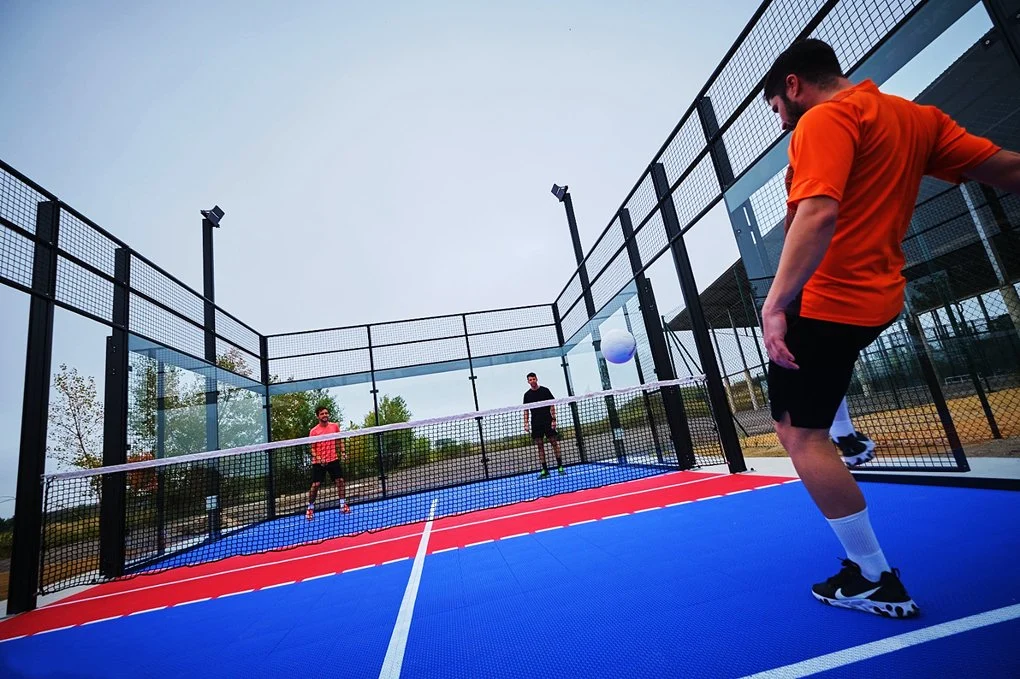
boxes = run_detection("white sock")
[829,398,855,439]
[826,507,890,582]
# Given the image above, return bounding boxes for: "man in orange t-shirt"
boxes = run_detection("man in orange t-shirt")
[307,406,350,520]
[761,39,1020,617]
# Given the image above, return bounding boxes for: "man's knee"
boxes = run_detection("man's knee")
[775,413,827,449]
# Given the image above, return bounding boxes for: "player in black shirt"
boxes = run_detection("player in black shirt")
[523,372,565,478]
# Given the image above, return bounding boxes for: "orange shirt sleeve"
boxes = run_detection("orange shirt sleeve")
[787,103,860,207]
[924,108,1001,184]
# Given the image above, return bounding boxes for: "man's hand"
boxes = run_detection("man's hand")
[523,419,530,434]
[762,305,798,370]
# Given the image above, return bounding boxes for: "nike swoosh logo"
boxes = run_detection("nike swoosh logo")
[835,586,881,600]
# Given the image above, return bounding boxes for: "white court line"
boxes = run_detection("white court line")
[696,495,723,501]
[173,597,211,607]
[633,507,660,514]
[383,557,411,565]
[432,473,726,534]
[260,581,294,590]
[46,531,420,609]
[743,603,1020,679]
[432,547,458,554]
[217,589,253,599]
[81,615,123,626]
[343,564,375,574]
[666,501,692,507]
[128,606,166,616]
[379,498,438,679]
[302,572,336,582]
[40,471,773,615]
[535,526,563,533]
[569,520,597,526]
[465,540,494,548]
[500,533,530,540]
[727,489,752,495]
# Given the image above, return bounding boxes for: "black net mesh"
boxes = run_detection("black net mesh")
[39,378,712,594]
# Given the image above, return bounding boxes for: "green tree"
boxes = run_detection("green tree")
[49,364,104,477]
[354,395,428,472]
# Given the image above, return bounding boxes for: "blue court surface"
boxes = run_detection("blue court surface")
[2,480,1018,678]
[139,461,670,572]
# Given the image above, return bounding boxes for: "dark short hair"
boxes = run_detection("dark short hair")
[526,372,537,379]
[763,39,844,101]
[316,406,329,415]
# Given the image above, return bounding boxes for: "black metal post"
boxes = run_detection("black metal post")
[367,325,387,496]
[556,187,625,462]
[201,215,221,538]
[622,304,664,462]
[7,200,60,615]
[100,247,131,578]
[982,0,1020,71]
[616,209,681,462]
[553,305,587,463]
[260,336,276,520]
[155,360,166,554]
[638,278,696,469]
[903,310,969,470]
[462,315,490,479]
[651,162,746,473]
[943,303,1000,438]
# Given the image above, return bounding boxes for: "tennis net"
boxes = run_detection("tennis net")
[39,376,720,594]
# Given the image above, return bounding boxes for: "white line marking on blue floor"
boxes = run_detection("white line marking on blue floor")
[379,498,438,679]
[743,603,1020,679]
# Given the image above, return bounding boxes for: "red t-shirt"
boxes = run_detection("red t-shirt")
[309,422,341,464]
[785,79,1000,325]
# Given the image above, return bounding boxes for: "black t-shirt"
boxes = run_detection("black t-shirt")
[523,386,555,423]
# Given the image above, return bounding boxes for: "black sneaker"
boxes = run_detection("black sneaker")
[812,559,919,618]
[832,431,875,467]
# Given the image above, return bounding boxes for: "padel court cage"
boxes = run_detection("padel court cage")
[3,0,1020,615]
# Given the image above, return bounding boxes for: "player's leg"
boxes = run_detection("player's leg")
[535,425,550,478]
[549,431,564,473]
[830,397,876,467]
[330,461,350,513]
[307,464,325,520]
[769,317,917,618]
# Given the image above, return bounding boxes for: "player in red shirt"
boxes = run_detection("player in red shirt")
[307,406,350,520]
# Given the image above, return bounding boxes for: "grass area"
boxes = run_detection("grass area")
[738,387,1020,457]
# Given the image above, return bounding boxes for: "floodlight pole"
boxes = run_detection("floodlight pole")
[552,185,626,462]
[202,207,223,537]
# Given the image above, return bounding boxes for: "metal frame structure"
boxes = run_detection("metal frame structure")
[5,0,1020,614]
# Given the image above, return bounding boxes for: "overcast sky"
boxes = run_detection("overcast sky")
[0,1,995,517]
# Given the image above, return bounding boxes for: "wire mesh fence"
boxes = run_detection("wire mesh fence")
[38,378,710,594]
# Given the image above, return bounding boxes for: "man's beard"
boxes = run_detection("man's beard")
[783,95,807,130]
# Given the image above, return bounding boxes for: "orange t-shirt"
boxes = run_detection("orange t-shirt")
[785,79,1000,326]
[309,422,341,464]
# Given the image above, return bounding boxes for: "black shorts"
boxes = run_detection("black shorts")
[311,460,344,484]
[531,420,559,440]
[768,314,893,429]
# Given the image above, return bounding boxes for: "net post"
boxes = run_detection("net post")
[368,325,388,496]
[620,208,697,469]
[553,304,586,463]
[100,247,131,579]
[651,162,746,473]
[462,314,490,479]
[260,335,276,520]
[8,200,59,614]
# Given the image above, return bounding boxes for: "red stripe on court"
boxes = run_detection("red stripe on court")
[0,470,794,640]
